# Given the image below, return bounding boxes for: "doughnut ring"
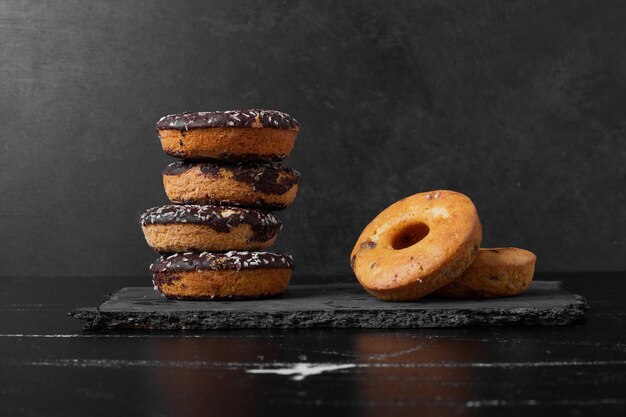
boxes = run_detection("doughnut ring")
[156,110,299,162]
[435,247,536,298]
[140,204,281,253]
[151,251,293,300]
[351,190,482,301]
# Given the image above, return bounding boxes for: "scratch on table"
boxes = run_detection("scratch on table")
[365,360,626,369]
[246,363,356,381]
[366,345,425,360]
[466,398,626,407]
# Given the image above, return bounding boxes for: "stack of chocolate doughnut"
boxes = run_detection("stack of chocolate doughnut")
[140,110,300,300]
[351,190,537,301]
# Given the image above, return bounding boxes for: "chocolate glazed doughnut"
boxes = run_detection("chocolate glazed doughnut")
[163,161,300,210]
[157,110,299,162]
[150,251,294,299]
[140,205,282,253]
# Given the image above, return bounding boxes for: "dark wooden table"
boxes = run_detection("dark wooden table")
[1,272,625,416]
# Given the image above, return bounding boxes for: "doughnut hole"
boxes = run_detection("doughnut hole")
[391,222,430,250]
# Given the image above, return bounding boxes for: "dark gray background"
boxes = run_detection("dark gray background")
[1,0,624,279]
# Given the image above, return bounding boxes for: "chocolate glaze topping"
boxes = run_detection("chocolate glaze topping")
[163,161,301,195]
[156,110,299,131]
[150,251,294,272]
[162,161,197,175]
[178,197,288,211]
[165,150,287,163]
[218,152,286,163]
[140,204,281,243]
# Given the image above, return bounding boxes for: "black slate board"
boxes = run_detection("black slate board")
[71,281,588,330]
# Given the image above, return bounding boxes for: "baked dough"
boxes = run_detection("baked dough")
[435,247,536,298]
[157,110,298,162]
[351,190,482,301]
[163,160,300,210]
[150,251,293,299]
[140,205,281,252]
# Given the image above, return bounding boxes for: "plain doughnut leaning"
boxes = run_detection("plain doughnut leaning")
[351,190,482,301]
[435,247,536,298]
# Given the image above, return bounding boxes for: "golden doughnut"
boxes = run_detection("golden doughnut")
[350,190,482,301]
[435,247,536,298]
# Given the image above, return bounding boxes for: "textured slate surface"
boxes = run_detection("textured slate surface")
[71,281,587,330]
